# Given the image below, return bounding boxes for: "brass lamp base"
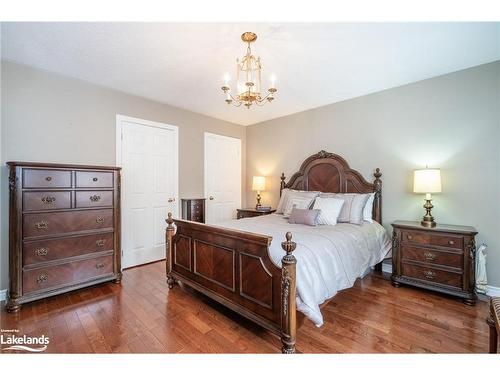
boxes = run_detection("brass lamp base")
[255,192,262,209]
[421,198,436,228]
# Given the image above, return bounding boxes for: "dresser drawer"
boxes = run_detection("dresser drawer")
[23,209,114,238]
[401,245,463,269]
[23,232,114,266]
[23,191,72,211]
[401,263,462,289]
[76,171,113,188]
[23,169,72,189]
[75,191,113,208]
[22,254,114,294]
[400,230,463,250]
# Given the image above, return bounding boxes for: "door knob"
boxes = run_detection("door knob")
[168,198,176,203]
[209,196,214,200]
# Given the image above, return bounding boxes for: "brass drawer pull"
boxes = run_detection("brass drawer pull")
[424,270,436,279]
[96,239,106,247]
[35,221,48,229]
[89,195,101,202]
[93,177,98,182]
[95,263,105,269]
[448,240,455,245]
[41,196,56,204]
[96,217,105,224]
[424,252,436,261]
[35,247,49,256]
[36,273,48,284]
[407,235,413,240]
[45,176,52,182]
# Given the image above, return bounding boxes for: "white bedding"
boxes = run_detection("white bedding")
[216,214,391,326]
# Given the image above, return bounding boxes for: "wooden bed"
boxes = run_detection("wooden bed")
[165,150,382,353]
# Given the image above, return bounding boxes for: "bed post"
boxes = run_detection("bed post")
[281,232,297,354]
[373,168,382,224]
[166,212,177,288]
[280,173,286,196]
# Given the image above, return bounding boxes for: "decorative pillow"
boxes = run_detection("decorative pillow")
[312,197,345,225]
[334,193,370,225]
[288,208,321,226]
[363,193,375,223]
[276,188,319,214]
[283,196,316,217]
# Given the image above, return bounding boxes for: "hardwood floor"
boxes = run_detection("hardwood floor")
[0,260,490,353]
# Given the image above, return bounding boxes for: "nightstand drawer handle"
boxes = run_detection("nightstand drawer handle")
[45,176,52,182]
[96,217,105,224]
[35,221,48,229]
[424,252,436,261]
[96,239,106,247]
[424,270,436,279]
[448,240,455,245]
[93,177,98,182]
[36,273,48,284]
[35,247,49,256]
[407,235,413,240]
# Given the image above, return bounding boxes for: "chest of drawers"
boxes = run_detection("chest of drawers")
[181,198,206,223]
[391,220,477,305]
[6,162,122,312]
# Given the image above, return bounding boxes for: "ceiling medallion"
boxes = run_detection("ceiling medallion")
[221,32,277,109]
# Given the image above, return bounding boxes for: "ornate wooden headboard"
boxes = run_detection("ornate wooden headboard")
[280,150,382,223]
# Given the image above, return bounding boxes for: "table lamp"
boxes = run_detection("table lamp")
[413,168,442,228]
[252,176,266,208]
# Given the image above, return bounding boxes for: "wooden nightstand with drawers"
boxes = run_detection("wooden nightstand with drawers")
[391,220,477,305]
[236,208,276,219]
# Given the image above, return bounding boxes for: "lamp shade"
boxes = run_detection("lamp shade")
[413,169,442,193]
[252,176,266,191]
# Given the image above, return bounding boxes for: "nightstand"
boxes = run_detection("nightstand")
[391,220,477,305]
[236,208,276,219]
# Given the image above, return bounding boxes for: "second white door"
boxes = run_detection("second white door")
[204,133,241,223]
[119,116,179,268]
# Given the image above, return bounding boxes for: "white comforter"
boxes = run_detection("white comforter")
[216,214,391,326]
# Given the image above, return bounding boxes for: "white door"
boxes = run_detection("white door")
[204,132,241,223]
[117,116,178,268]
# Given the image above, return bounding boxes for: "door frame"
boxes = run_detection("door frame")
[116,114,179,269]
[204,132,242,222]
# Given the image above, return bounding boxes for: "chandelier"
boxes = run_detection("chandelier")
[221,32,277,108]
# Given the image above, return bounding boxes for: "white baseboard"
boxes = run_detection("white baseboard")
[487,285,500,297]
[381,262,392,274]
[0,289,6,302]
[379,262,500,298]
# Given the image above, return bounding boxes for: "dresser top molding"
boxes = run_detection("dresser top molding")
[7,161,121,170]
[392,220,477,235]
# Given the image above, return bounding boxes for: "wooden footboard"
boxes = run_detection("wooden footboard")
[165,213,297,353]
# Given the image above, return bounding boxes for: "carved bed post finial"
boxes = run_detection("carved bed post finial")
[165,212,177,289]
[373,168,382,224]
[281,231,297,354]
[280,173,286,197]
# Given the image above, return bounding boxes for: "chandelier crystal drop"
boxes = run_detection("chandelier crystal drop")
[221,32,277,108]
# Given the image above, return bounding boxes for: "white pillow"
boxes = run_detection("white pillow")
[313,197,345,225]
[363,193,375,223]
[283,197,315,218]
[276,189,319,214]
[334,193,370,225]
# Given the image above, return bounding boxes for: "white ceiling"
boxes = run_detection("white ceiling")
[1,22,499,126]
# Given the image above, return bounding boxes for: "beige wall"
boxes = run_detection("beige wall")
[0,61,246,291]
[246,61,500,287]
